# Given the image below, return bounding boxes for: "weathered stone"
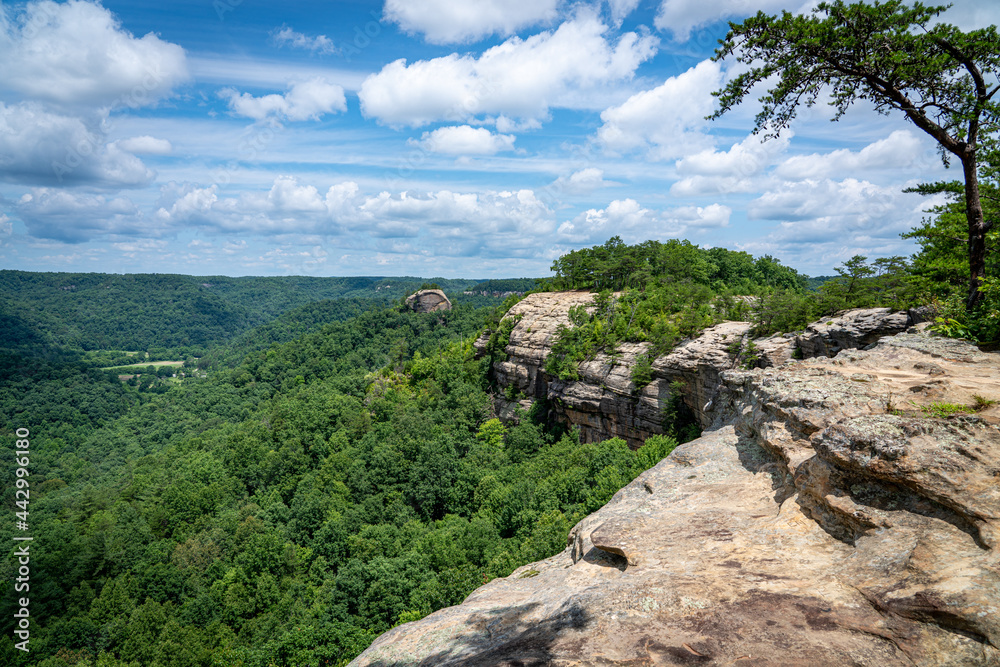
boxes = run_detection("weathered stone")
[405,289,452,313]
[752,332,798,368]
[480,292,754,446]
[352,331,1000,667]
[797,307,911,358]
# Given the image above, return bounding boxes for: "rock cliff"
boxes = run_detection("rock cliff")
[406,289,452,313]
[353,325,1000,666]
[475,292,915,447]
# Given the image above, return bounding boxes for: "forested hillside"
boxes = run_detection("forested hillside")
[0,272,482,356]
[0,275,678,667]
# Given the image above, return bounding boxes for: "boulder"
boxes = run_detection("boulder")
[405,289,452,313]
[797,307,911,358]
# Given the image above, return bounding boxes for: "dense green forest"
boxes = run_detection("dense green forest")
[0,274,682,667]
[0,272,484,357]
[466,278,539,294]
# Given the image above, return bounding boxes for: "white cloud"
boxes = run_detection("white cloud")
[359,14,658,126]
[774,130,925,180]
[221,78,347,122]
[15,189,145,242]
[557,198,730,243]
[116,136,173,155]
[271,27,337,55]
[0,0,188,107]
[654,0,802,42]
[413,125,516,155]
[670,131,791,195]
[0,214,11,239]
[595,59,722,160]
[551,168,609,195]
[0,102,154,187]
[383,0,560,44]
[735,177,942,272]
[749,177,909,224]
[607,0,641,24]
[151,177,558,259]
[678,131,791,176]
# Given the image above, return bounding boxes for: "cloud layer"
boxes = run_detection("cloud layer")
[383,0,560,44]
[359,15,658,126]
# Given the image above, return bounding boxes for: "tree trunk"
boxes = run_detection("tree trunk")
[962,153,987,311]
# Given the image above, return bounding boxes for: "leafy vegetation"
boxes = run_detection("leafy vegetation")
[712,0,1000,309]
[0,283,678,667]
[0,272,483,357]
[467,279,539,294]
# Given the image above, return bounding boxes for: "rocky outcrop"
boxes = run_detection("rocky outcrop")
[352,331,1000,666]
[480,292,752,447]
[476,294,920,447]
[797,307,912,358]
[405,289,452,313]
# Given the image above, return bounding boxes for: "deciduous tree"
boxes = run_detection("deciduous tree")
[711,1,1000,308]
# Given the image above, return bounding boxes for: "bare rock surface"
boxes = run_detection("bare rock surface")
[798,308,912,358]
[405,289,452,313]
[484,292,751,446]
[353,331,1000,666]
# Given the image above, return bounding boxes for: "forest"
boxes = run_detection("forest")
[0,197,995,666]
[0,271,685,667]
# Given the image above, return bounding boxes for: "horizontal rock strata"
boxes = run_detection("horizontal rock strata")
[476,292,915,447]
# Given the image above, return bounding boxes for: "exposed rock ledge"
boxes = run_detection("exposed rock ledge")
[475,292,916,447]
[354,327,1000,666]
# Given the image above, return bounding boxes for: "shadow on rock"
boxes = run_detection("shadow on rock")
[363,601,590,667]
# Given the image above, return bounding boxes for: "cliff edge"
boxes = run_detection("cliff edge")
[353,297,1000,666]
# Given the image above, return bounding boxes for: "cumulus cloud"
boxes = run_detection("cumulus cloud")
[749,178,910,224]
[557,198,730,243]
[153,177,555,253]
[607,0,641,24]
[15,189,145,242]
[550,168,610,195]
[736,177,942,272]
[0,0,188,107]
[670,131,791,195]
[595,59,722,160]
[412,125,516,155]
[116,136,173,155]
[221,78,347,122]
[0,102,154,187]
[654,0,802,42]
[774,130,925,180]
[359,15,658,126]
[383,0,560,44]
[271,27,337,55]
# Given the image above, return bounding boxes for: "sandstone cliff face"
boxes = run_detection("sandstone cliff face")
[476,292,914,447]
[353,330,1000,666]
[405,289,452,313]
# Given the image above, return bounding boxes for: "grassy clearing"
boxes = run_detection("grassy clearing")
[101,360,185,371]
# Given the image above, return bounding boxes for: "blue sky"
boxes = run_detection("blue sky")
[0,0,997,278]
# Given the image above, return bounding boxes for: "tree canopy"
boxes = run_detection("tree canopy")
[712,0,1000,309]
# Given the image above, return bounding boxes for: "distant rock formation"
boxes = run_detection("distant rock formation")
[354,323,1000,666]
[405,289,451,313]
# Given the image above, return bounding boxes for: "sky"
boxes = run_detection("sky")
[0,0,998,279]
